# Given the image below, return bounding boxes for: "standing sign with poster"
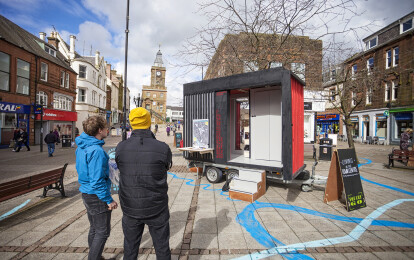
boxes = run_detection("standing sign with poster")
[324,148,366,211]
[175,132,182,148]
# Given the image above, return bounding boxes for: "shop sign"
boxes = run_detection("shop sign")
[383,110,389,117]
[376,115,387,120]
[36,109,77,121]
[317,114,339,121]
[350,117,358,122]
[0,101,30,114]
[304,102,312,110]
[33,105,43,114]
[394,112,413,121]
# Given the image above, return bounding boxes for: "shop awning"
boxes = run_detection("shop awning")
[389,107,414,113]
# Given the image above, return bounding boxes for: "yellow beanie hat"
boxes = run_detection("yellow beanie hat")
[129,107,151,130]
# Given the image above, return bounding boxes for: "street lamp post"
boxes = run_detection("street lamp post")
[122,0,130,141]
[40,99,43,152]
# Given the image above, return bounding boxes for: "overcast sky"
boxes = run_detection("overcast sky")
[0,0,413,107]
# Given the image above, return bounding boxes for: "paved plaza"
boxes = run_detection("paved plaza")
[0,126,413,260]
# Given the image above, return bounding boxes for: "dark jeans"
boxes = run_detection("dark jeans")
[122,209,171,260]
[47,143,55,156]
[82,193,112,260]
[15,141,30,151]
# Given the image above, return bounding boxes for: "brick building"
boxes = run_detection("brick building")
[142,49,167,124]
[0,15,77,146]
[324,11,414,145]
[204,33,322,90]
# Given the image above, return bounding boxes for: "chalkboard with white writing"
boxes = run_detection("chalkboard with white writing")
[337,149,366,211]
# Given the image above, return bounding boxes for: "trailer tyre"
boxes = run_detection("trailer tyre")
[226,169,239,181]
[206,167,223,183]
[295,170,310,180]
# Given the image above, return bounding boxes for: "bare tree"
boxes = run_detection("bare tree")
[177,0,365,79]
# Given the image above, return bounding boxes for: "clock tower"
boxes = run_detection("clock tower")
[142,48,167,124]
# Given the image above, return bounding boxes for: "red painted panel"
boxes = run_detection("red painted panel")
[291,76,304,175]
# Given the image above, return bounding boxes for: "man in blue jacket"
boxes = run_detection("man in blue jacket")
[76,116,118,260]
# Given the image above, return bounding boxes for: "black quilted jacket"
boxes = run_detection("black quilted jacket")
[115,129,172,219]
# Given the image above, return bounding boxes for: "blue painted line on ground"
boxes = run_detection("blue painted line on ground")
[234,198,414,260]
[359,158,414,197]
[0,199,31,221]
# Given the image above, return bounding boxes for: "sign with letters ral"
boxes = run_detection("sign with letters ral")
[0,102,30,114]
[324,148,366,211]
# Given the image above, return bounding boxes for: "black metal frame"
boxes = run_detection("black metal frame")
[43,163,68,197]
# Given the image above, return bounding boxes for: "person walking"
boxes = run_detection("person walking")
[15,128,30,152]
[116,107,172,260]
[399,128,413,165]
[75,116,118,260]
[166,125,170,136]
[53,128,60,145]
[44,130,58,157]
[12,128,20,152]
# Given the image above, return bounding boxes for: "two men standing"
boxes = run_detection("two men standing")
[75,108,172,260]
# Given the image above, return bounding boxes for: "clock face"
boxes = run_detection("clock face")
[156,71,161,77]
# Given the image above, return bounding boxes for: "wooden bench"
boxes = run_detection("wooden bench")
[0,163,68,203]
[388,149,414,168]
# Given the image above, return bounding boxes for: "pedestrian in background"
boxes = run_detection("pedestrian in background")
[75,116,118,260]
[44,130,58,157]
[53,128,60,145]
[116,107,172,260]
[166,125,170,136]
[15,128,30,152]
[400,128,413,151]
[11,127,20,152]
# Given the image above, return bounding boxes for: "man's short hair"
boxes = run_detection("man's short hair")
[82,116,107,136]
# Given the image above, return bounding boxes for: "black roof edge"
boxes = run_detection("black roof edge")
[183,67,305,95]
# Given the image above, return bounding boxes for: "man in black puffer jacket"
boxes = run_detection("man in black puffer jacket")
[116,107,172,260]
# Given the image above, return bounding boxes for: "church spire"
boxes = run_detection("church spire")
[153,46,163,67]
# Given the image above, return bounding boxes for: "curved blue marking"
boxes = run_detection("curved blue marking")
[0,199,31,221]
[359,158,414,197]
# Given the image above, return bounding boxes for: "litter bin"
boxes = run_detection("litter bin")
[319,138,332,161]
[61,135,71,148]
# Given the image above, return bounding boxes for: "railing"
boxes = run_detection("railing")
[149,109,166,122]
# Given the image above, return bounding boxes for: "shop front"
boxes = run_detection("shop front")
[375,114,387,142]
[389,107,414,144]
[350,116,359,140]
[362,115,370,142]
[316,114,340,135]
[35,109,77,145]
[0,101,31,146]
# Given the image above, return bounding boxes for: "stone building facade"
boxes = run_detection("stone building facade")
[142,49,167,124]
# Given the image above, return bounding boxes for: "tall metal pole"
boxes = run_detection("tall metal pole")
[122,0,130,141]
[40,100,43,152]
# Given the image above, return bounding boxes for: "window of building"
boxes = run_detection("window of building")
[331,69,336,81]
[392,80,399,100]
[44,46,56,57]
[0,51,10,91]
[60,71,65,87]
[92,91,97,105]
[153,94,157,98]
[352,91,357,107]
[366,87,372,105]
[291,63,305,81]
[401,17,413,33]
[36,91,48,107]
[243,61,258,72]
[99,94,102,107]
[367,57,374,74]
[40,62,48,81]
[385,82,390,102]
[17,59,30,95]
[103,96,106,108]
[93,71,96,82]
[160,93,164,98]
[65,72,69,88]
[393,47,399,67]
[146,92,150,97]
[78,89,86,102]
[160,105,163,110]
[54,95,72,111]
[386,49,392,69]
[145,104,150,109]
[365,37,377,50]
[269,62,282,68]
[351,64,357,79]
[329,87,336,101]
[98,75,102,89]
[79,65,86,78]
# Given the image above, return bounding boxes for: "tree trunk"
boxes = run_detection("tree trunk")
[343,117,355,149]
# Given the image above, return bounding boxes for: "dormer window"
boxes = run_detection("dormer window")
[365,37,377,50]
[44,46,56,57]
[401,17,413,33]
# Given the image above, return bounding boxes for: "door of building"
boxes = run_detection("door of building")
[251,88,281,161]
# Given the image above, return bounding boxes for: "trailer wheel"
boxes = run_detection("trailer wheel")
[206,167,223,183]
[301,184,312,192]
[226,169,239,181]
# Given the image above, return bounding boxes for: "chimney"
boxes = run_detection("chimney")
[106,63,112,80]
[69,35,76,60]
[39,32,46,41]
[95,51,100,67]
[47,31,59,50]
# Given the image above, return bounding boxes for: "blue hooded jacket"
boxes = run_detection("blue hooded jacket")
[75,132,113,204]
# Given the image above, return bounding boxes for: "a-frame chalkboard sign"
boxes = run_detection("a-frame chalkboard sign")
[324,148,366,211]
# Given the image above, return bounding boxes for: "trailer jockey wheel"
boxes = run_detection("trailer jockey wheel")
[301,184,312,192]
[226,169,239,181]
[206,167,223,183]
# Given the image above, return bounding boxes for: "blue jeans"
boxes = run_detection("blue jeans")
[82,193,112,260]
[47,143,55,156]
